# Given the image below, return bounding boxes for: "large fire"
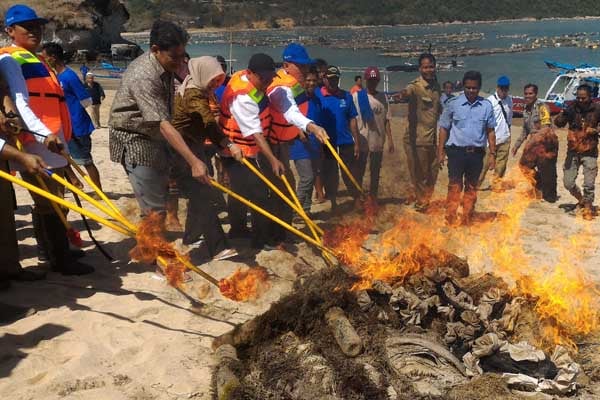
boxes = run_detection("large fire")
[324,167,600,351]
[130,213,270,301]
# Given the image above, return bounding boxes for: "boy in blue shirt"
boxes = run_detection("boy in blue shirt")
[42,42,102,189]
[320,65,360,210]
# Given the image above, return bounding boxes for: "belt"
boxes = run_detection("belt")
[446,145,485,153]
[28,92,65,102]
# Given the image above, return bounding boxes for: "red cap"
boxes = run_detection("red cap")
[364,66,380,81]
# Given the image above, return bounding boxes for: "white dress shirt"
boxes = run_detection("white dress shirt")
[267,86,312,131]
[487,92,513,145]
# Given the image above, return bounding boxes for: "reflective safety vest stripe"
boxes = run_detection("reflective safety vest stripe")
[219,70,271,157]
[265,70,308,143]
[0,46,72,144]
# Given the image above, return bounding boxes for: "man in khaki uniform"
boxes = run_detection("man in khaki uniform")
[396,53,442,211]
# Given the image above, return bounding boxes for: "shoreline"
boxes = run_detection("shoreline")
[122,15,600,36]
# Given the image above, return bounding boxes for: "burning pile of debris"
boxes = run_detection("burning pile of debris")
[210,195,600,399]
[213,259,585,399]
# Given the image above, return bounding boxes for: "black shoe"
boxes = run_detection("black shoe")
[38,212,95,276]
[0,303,36,324]
[0,280,10,291]
[55,261,95,276]
[10,269,46,281]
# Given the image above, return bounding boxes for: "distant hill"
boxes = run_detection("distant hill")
[122,0,600,31]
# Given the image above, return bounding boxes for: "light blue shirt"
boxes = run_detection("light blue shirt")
[440,93,496,147]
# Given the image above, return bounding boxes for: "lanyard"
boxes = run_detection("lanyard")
[494,93,511,128]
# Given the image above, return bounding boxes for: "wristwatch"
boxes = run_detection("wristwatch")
[226,142,234,149]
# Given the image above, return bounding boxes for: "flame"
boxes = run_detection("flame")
[130,212,188,288]
[130,213,272,302]
[219,267,270,301]
[325,165,600,350]
[129,212,176,262]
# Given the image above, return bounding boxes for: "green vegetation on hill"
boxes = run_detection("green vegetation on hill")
[123,0,600,31]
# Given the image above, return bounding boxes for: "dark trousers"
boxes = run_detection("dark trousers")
[354,150,384,197]
[222,157,271,247]
[446,146,485,219]
[322,144,359,206]
[536,157,558,201]
[0,162,20,280]
[176,173,228,257]
[258,142,294,243]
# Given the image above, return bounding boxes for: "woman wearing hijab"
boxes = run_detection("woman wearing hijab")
[171,56,243,261]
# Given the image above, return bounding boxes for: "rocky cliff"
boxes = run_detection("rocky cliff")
[0,0,138,58]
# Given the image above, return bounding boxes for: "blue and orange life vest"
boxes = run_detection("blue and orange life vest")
[219,70,271,157]
[266,69,308,143]
[0,46,71,144]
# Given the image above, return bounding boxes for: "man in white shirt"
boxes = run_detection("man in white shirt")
[262,43,328,244]
[219,53,283,248]
[479,76,513,191]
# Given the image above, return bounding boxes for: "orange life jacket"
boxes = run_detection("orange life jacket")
[0,46,72,144]
[265,70,308,144]
[219,70,271,157]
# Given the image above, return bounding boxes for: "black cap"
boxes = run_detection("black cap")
[248,53,275,73]
[326,65,341,78]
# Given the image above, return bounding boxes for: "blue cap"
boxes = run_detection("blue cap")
[497,76,510,87]
[282,43,314,65]
[5,5,48,27]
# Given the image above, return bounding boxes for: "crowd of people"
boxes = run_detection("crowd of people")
[1,5,599,323]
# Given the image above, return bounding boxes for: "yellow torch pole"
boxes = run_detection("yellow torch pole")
[210,178,335,255]
[323,139,364,196]
[241,158,322,233]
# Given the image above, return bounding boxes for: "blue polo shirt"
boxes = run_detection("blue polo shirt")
[215,75,230,103]
[290,94,322,160]
[319,86,358,146]
[439,93,496,147]
[58,67,95,137]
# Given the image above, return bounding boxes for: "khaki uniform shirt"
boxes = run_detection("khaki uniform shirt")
[514,100,551,151]
[404,76,442,146]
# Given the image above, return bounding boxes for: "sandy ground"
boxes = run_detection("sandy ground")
[1,90,600,399]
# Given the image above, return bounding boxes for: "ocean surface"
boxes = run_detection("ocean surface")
[138,19,600,95]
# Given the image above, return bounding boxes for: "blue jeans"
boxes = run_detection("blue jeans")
[445,146,485,219]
